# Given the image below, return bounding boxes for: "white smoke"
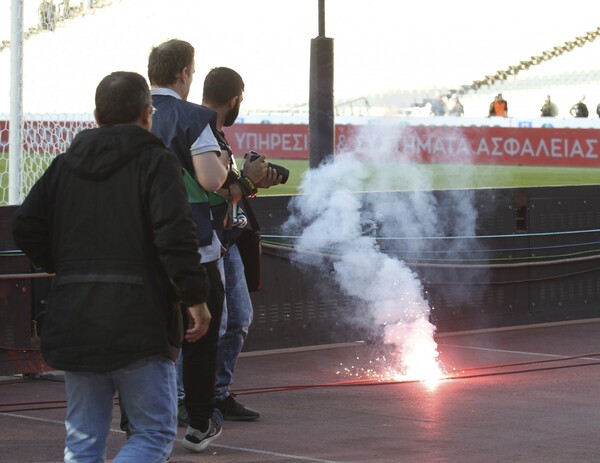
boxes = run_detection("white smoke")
[284,125,478,380]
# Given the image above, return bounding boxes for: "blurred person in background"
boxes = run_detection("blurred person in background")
[489,93,508,117]
[570,96,589,118]
[540,95,558,117]
[447,94,464,116]
[430,93,447,116]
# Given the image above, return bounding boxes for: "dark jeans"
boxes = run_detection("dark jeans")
[181,260,224,430]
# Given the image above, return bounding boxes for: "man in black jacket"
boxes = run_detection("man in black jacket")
[12,71,210,462]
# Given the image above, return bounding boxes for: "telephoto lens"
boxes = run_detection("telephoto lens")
[269,163,289,184]
[247,150,289,184]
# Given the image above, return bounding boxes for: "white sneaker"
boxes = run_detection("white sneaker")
[181,409,223,453]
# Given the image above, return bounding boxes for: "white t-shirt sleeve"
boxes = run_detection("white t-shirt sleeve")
[191,125,220,156]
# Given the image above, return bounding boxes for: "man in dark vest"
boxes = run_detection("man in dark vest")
[148,39,266,453]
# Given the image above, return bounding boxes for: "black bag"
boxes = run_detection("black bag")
[235,198,262,292]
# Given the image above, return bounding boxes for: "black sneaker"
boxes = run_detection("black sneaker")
[215,394,260,421]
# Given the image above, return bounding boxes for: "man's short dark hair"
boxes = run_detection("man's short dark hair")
[95,72,150,126]
[203,67,245,105]
[148,39,195,86]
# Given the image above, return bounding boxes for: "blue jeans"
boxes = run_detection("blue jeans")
[215,244,254,400]
[64,356,176,463]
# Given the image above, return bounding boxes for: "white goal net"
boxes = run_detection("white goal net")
[1,0,318,205]
[1,0,117,205]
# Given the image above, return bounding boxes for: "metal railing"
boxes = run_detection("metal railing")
[448,26,600,97]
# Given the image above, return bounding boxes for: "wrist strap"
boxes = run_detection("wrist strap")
[235,176,258,198]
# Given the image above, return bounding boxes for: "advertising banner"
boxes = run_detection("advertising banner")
[2,120,600,167]
[225,124,600,167]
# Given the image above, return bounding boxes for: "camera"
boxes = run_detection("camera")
[247,150,289,184]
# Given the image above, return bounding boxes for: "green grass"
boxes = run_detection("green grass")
[262,160,600,195]
[5,156,600,202]
[0,154,56,205]
[263,160,308,195]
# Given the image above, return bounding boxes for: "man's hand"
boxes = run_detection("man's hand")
[185,303,211,342]
[255,166,283,189]
[241,152,267,185]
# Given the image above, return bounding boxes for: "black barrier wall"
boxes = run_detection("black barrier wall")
[0,206,48,375]
[3,185,600,367]
[244,185,600,350]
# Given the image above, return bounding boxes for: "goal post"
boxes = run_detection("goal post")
[9,0,24,205]
[1,0,113,206]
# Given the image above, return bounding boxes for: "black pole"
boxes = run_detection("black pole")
[309,0,334,169]
[318,0,325,36]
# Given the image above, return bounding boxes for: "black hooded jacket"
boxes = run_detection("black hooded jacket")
[12,125,209,372]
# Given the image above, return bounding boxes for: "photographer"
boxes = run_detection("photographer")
[202,67,283,421]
